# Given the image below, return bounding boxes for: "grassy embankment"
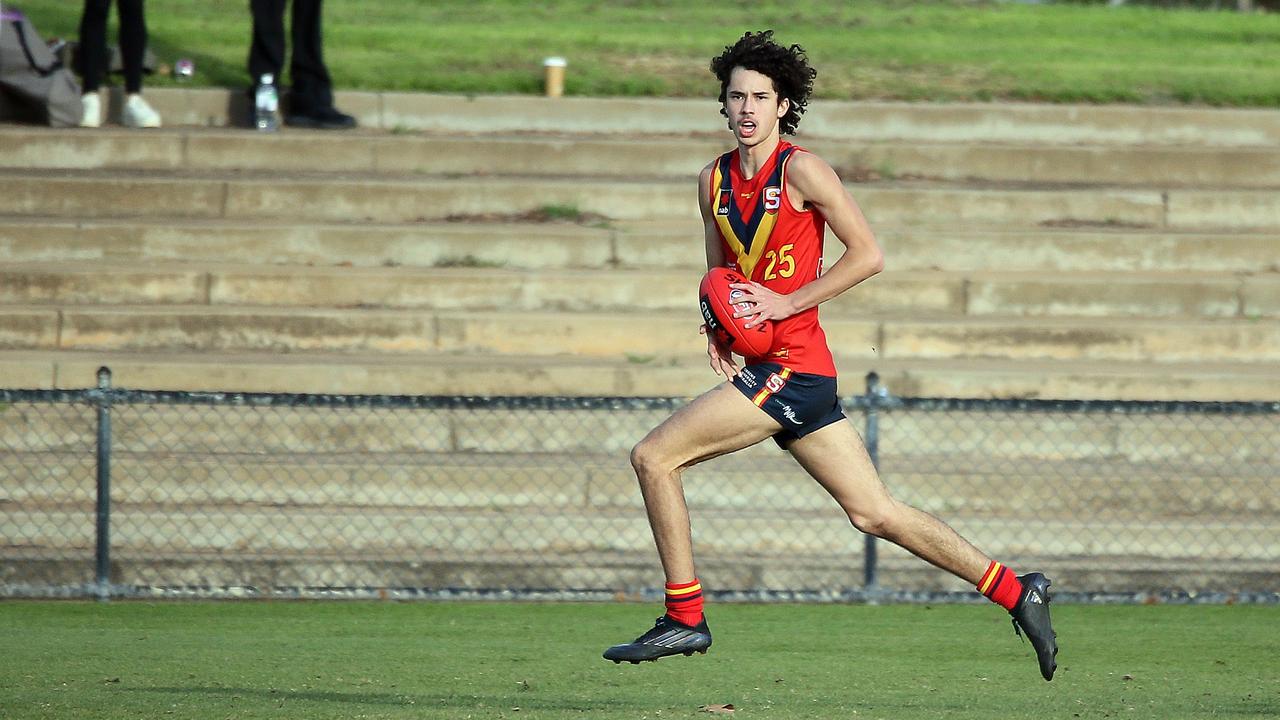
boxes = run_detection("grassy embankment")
[17,1,1280,106]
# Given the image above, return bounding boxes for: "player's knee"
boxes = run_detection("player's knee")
[847,506,898,540]
[629,439,665,481]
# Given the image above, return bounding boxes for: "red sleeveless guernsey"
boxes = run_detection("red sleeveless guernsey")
[709,141,837,377]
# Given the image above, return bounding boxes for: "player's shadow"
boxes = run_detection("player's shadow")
[122,686,416,707]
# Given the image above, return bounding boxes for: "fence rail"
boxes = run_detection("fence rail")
[2,368,1277,603]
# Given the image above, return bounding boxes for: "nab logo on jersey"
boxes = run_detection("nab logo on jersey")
[764,186,781,213]
[717,189,732,216]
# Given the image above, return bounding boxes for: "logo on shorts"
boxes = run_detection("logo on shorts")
[780,403,804,425]
[764,373,786,394]
[737,368,758,388]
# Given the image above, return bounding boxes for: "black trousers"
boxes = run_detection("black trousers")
[79,0,147,94]
[248,0,333,114]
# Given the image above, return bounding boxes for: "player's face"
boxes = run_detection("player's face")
[723,67,790,147]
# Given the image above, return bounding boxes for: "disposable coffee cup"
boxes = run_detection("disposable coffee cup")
[543,57,567,98]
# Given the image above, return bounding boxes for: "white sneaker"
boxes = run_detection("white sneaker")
[80,93,101,128]
[122,93,162,128]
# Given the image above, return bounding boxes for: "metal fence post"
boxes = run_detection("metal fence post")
[863,371,883,590]
[94,366,112,602]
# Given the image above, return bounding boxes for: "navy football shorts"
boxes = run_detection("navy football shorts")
[730,362,846,446]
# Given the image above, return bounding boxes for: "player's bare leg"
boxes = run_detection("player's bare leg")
[785,420,1058,679]
[633,383,781,582]
[604,382,782,664]
[786,420,992,582]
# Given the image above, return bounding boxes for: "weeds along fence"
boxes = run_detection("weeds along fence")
[2,368,1277,603]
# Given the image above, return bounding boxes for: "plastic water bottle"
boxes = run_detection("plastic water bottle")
[254,73,278,131]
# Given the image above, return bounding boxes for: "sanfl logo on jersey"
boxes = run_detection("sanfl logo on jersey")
[764,186,781,213]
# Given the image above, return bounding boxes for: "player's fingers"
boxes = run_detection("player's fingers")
[706,345,724,375]
[717,350,737,376]
[731,281,769,293]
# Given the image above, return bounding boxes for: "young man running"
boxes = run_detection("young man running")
[602,31,1058,681]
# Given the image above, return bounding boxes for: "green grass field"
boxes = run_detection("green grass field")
[15,0,1280,106]
[2,601,1277,719]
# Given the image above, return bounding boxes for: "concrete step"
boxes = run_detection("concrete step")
[6,552,1272,596]
[0,217,616,270]
[627,220,1280,275]
[6,506,1273,562]
[5,305,1277,364]
[4,263,1276,320]
[879,315,1280,364]
[6,452,1275,520]
[5,126,1279,188]
[127,88,1280,148]
[4,216,1277,275]
[5,404,1275,467]
[3,350,1276,402]
[14,169,1278,229]
[959,272,1277,319]
[870,226,1280,274]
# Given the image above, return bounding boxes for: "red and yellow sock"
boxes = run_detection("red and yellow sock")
[977,561,1023,611]
[664,579,704,626]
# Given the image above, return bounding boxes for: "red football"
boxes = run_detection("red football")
[698,266,774,357]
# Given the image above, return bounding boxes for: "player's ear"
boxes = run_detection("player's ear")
[777,97,790,119]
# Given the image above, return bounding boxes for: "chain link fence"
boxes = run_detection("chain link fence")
[2,368,1277,603]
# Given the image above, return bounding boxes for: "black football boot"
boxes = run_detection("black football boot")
[1010,572,1058,681]
[603,615,712,664]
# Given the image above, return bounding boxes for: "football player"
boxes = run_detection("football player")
[603,30,1057,682]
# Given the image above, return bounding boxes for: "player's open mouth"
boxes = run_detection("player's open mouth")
[738,120,757,137]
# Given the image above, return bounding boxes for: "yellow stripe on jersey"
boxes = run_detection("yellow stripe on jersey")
[711,159,777,280]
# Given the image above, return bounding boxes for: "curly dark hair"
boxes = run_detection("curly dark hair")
[711,30,817,136]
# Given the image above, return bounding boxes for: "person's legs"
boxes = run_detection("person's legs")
[287,0,333,114]
[115,0,146,94]
[630,382,782,584]
[114,0,159,127]
[786,420,991,583]
[787,419,1057,680]
[78,0,112,93]
[248,0,287,86]
[604,382,782,663]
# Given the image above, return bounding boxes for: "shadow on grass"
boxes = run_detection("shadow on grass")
[122,686,418,707]
[122,686,639,712]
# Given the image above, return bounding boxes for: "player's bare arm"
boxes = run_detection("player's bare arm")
[733,151,884,327]
[698,162,738,378]
[698,163,727,270]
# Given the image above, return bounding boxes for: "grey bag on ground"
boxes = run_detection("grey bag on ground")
[0,7,82,127]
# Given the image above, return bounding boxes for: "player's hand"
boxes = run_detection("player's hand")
[728,281,796,328]
[700,324,739,378]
